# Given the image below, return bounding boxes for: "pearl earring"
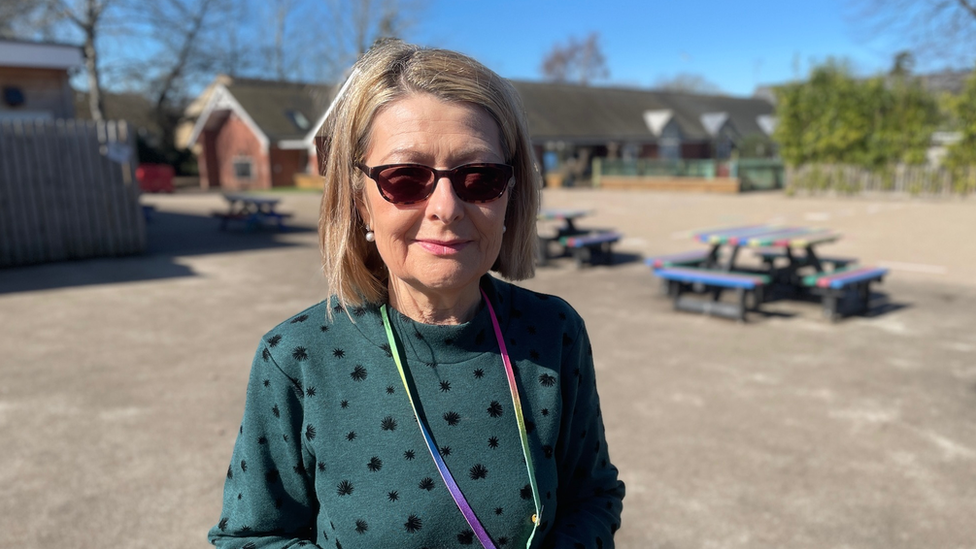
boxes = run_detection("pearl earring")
[502,225,507,234]
[365,227,375,242]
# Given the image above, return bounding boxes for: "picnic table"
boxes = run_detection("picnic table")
[536,208,622,267]
[648,225,888,321]
[537,208,593,237]
[213,193,293,231]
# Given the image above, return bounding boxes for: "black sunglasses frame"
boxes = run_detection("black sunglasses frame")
[356,162,514,205]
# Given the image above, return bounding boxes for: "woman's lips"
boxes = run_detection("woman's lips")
[416,239,471,255]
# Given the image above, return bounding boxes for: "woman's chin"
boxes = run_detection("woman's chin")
[400,265,485,295]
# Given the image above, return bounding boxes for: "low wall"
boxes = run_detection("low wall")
[294,173,324,190]
[597,175,741,193]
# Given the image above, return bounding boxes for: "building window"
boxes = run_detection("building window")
[3,86,25,107]
[233,157,253,180]
[287,110,310,131]
[659,137,680,160]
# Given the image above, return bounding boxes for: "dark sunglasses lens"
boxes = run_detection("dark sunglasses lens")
[457,165,511,202]
[377,166,434,203]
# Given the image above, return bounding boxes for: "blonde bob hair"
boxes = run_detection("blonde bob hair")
[317,39,540,309]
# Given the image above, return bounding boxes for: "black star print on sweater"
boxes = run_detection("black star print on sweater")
[208,275,625,549]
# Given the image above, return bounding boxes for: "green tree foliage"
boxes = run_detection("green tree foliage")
[773,59,941,168]
[944,69,976,168]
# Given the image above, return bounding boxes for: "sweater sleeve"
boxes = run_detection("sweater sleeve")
[208,344,322,549]
[544,322,625,549]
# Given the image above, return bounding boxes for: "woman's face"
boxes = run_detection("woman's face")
[357,93,510,299]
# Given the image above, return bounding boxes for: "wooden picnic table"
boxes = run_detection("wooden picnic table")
[214,193,293,231]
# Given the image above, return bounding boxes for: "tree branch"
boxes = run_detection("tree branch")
[954,0,976,19]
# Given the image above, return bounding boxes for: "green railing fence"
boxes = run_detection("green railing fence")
[592,157,784,191]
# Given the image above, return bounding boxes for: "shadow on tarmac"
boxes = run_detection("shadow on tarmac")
[0,210,317,295]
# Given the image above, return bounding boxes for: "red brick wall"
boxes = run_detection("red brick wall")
[213,113,269,190]
[198,129,220,189]
[269,148,307,187]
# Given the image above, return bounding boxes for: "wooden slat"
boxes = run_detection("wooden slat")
[0,121,19,265]
[0,118,146,267]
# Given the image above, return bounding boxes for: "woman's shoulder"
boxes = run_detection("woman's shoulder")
[491,277,585,331]
[256,297,383,356]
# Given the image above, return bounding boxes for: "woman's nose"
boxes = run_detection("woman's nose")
[426,177,464,223]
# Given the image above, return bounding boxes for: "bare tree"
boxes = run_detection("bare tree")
[314,0,419,81]
[0,0,44,38]
[213,0,255,79]
[848,0,976,66]
[652,73,724,95]
[271,0,292,80]
[3,0,118,121]
[115,0,237,154]
[540,32,609,85]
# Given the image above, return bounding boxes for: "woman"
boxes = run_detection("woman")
[209,40,624,549]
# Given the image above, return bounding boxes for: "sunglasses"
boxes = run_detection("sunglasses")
[356,162,514,205]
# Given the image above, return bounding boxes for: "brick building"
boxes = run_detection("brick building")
[186,76,775,190]
[186,78,336,191]
[0,38,83,121]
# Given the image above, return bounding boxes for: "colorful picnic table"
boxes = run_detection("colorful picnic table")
[214,194,292,231]
[651,224,887,321]
[536,208,594,265]
[694,224,842,274]
[537,208,593,236]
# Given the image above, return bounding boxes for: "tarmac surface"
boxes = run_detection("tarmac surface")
[2,188,975,548]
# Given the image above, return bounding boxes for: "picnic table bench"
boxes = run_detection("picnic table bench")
[537,208,623,267]
[801,265,888,320]
[752,247,856,272]
[648,224,890,322]
[213,194,293,231]
[559,231,622,267]
[653,266,769,322]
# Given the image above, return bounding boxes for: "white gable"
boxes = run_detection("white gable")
[700,112,729,137]
[756,115,777,136]
[186,85,269,149]
[643,109,673,136]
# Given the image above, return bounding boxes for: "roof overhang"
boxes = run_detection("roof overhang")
[277,139,315,150]
[300,68,359,147]
[187,84,269,149]
[0,40,83,70]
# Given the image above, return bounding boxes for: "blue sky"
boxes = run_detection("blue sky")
[411,0,920,96]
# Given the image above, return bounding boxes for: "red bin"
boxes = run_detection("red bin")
[136,164,175,193]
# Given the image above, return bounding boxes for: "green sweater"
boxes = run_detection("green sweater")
[209,275,624,549]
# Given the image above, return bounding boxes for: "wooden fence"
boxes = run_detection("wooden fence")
[0,119,145,267]
[786,164,976,196]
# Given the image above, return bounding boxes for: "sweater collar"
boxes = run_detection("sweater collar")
[354,274,511,366]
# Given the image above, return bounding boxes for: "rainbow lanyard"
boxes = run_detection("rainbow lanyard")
[380,288,542,549]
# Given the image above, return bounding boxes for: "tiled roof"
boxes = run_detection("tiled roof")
[511,81,774,143]
[211,77,774,145]
[224,78,336,142]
